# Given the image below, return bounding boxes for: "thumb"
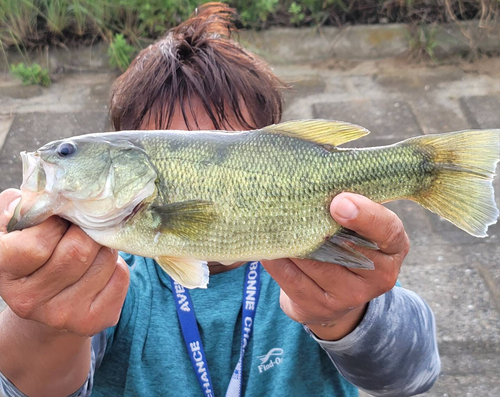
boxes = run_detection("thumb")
[0,189,22,235]
[330,192,360,224]
[330,192,408,254]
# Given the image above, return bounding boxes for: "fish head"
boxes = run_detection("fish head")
[8,135,158,232]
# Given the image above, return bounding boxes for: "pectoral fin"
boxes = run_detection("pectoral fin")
[262,119,370,147]
[155,256,209,289]
[151,200,217,239]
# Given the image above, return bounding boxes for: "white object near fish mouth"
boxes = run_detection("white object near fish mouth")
[20,151,61,193]
[7,152,56,232]
[20,151,44,192]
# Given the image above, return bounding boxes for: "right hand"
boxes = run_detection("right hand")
[0,189,130,337]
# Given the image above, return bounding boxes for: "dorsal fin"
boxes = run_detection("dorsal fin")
[262,119,370,146]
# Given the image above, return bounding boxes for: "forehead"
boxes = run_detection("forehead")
[140,97,253,132]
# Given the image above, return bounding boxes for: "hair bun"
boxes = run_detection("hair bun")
[172,2,237,50]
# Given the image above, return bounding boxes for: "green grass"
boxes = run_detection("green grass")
[41,0,70,35]
[0,0,39,46]
[1,0,496,44]
[10,62,51,86]
[0,0,497,69]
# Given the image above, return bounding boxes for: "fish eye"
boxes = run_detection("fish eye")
[56,142,77,158]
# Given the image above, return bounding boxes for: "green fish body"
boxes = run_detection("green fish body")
[9,120,500,288]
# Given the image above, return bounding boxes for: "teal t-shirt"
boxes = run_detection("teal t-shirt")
[0,253,439,397]
[92,254,358,396]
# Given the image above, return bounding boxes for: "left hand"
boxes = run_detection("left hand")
[261,193,409,341]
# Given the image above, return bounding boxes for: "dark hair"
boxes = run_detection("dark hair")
[109,3,286,131]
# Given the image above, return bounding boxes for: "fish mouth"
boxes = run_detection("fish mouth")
[7,151,60,232]
[21,151,46,192]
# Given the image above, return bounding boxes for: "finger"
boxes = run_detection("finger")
[0,217,69,278]
[35,253,128,336]
[19,225,103,304]
[262,258,322,304]
[38,247,118,323]
[292,254,400,306]
[289,258,370,306]
[0,189,22,235]
[67,247,120,300]
[330,193,409,255]
[262,259,344,321]
[89,257,130,329]
[278,289,310,324]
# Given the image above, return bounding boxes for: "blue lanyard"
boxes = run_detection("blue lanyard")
[171,261,262,397]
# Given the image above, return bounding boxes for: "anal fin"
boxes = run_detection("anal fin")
[305,231,377,270]
[335,228,379,250]
[155,256,209,289]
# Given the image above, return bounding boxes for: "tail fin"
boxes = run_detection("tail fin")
[409,129,500,237]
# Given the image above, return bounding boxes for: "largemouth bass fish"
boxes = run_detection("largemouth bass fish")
[7,120,500,288]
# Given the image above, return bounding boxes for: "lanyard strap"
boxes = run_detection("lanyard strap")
[171,262,262,397]
[225,261,261,397]
[171,277,215,397]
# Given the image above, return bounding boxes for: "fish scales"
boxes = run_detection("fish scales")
[98,133,435,261]
[8,120,499,288]
[104,131,336,260]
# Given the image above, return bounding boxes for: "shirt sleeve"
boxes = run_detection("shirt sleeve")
[0,332,106,397]
[306,286,441,397]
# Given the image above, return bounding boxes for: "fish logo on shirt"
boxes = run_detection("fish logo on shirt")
[257,348,284,373]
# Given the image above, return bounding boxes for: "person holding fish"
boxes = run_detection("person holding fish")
[1,3,498,397]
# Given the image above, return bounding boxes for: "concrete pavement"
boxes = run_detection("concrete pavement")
[1,56,499,396]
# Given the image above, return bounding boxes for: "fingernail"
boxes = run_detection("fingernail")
[334,198,358,220]
[6,197,21,217]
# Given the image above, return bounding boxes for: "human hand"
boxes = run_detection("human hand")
[0,189,130,337]
[262,193,409,341]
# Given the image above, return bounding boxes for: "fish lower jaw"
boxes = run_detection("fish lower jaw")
[65,209,132,231]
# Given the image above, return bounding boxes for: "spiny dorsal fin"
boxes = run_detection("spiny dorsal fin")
[262,119,370,146]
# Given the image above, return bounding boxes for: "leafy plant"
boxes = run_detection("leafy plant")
[407,23,441,62]
[237,0,280,26]
[10,62,51,86]
[289,2,305,25]
[107,33,135,71]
